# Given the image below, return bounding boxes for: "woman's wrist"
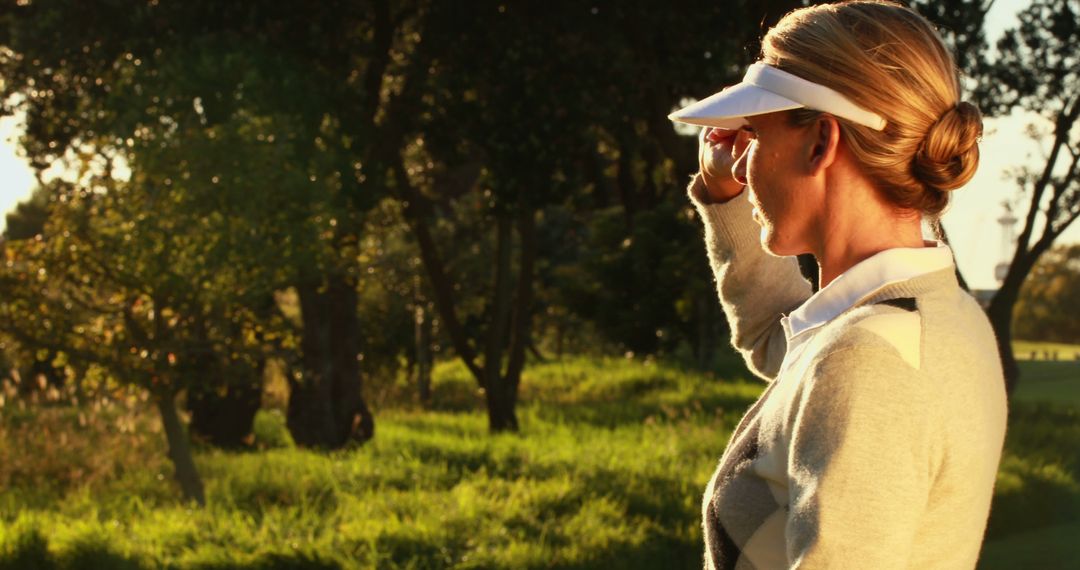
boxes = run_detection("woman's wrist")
[694,172,745,205]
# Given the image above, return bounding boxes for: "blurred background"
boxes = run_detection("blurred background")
[0,0,1077,568]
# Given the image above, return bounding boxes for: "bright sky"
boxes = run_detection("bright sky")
[0,0,1074,289]
[0,112,36,229]
[938,0,1080,289]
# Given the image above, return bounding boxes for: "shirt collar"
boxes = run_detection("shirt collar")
[781,241,954,340]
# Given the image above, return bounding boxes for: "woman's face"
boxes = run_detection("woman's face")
[732,112,820,256]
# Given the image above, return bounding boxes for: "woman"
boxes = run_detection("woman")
[668,2,1007,568]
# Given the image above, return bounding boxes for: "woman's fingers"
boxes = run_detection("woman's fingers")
[702,127,737,148]
[700,127,738,172]
[696,126,746,201]
[732,128,752,158]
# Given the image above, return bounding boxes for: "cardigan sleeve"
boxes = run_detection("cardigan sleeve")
[785,340,934,569]
[687,174,811,381]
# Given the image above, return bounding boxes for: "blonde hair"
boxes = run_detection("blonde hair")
[763,0,982,216]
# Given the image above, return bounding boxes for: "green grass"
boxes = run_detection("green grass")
[0,354,1077,568]
[1014,361,1080,406]
[977,344,1080,567]
[0,356,763,569]
[977,522,1080,570]
[1011,340,1080,406]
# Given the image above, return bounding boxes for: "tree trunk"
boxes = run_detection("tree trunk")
[556,315,565,358]
[617,146,637,232]
[527,340,547,363]
[986,290,1021,397]
[484,377,517,432]
[501,209,538,431]
[390,156,485,384]
[71,362,87,403]
[484,214,517,432]
[586,148,612,209]
[185,313,263,448]
[414,303,432,406]
[389,157,537,432]
[155,389,205,506]
[987,251,1038,397]
[288,272,374,448]
[186,365,263,449]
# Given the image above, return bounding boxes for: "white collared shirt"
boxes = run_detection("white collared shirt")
[778,241,954,372]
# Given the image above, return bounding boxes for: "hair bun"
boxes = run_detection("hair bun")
[913,101,983,191]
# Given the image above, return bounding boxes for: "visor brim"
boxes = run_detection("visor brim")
[668,82,804,129]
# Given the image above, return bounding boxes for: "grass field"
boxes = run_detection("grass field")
[977,521,1080,570]
[0,353,1077,568]
[1013,340,1080,407]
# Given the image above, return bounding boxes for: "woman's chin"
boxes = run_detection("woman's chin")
[760,229,801,258]
[758,227,781,256]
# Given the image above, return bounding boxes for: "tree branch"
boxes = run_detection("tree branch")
[1011,98,1077,269]
[360,0,393,133]
[484,213,513,390]
[388,155,484,386]
[505,208,537,394]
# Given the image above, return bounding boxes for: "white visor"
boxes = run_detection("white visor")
[668,62,887,131]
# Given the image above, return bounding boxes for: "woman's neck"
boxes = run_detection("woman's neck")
[812,177,926,288]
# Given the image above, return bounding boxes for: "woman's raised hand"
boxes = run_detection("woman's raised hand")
[697,126,751,204]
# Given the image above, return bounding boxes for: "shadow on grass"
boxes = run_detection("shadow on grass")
[529,387,760,429]
[0,527,50,570]
[550,536,702,570]
[0,528,145,570]
[978,521,1080,570]
[1000,402,1079,471]
[0,538,345,570]
[0,532,701,570]
[195,553,344,570]
[984,401,1080,541]
[411,365,762,432]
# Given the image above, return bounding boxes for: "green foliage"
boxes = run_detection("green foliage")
[976,0,1080,118]
[0,0,817,441]
[555,202,720,355]
[2,185,50,242]
[1013,245,1080,344]
[0,0,416,449]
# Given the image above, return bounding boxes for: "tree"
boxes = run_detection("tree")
[382,1,802,431]
[0,176,213,505]
[1,0,838,444]
[910,0,995,79]
[973,0,1080,395]
[0,0,444,448]
[1012,244,1080,344]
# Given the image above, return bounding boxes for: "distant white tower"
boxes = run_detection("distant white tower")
[995,201,1018,283]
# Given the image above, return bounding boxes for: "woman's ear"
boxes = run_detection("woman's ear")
[807,115,841,175]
